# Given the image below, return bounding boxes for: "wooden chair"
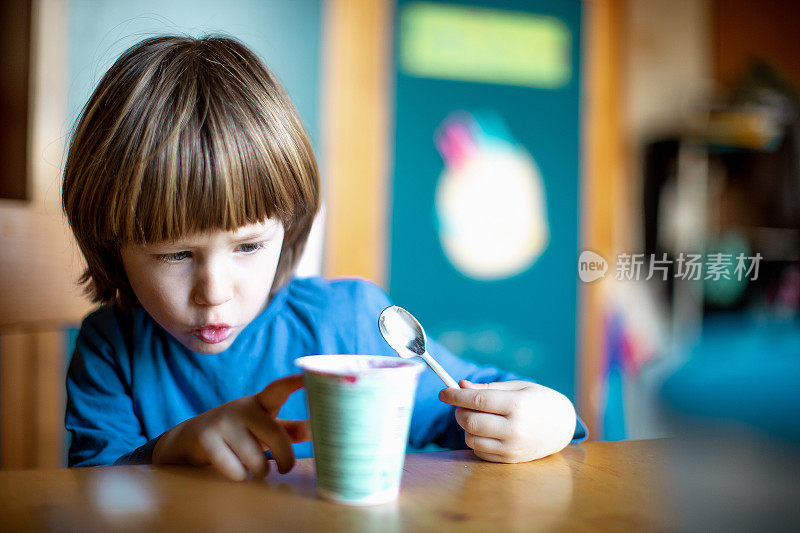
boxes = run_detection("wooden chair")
[0,326,76,469]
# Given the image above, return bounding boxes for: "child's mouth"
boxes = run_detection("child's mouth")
[193,324,232,344]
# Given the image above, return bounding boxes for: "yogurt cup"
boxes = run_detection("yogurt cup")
[295,354,425,505]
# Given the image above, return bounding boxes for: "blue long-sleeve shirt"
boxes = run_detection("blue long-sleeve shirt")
[65,276,586,466]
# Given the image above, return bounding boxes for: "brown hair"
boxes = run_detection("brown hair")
[62,35,320,307]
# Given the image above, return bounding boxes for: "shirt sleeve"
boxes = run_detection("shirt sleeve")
[349,280,588,450]
[65,309,153,466]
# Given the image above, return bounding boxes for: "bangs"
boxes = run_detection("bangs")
[97,38,316,244]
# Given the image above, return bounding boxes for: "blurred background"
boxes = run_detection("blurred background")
[1,2,798,520]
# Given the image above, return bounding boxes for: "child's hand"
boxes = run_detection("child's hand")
[439,380,576,463]
[152,374,311,481]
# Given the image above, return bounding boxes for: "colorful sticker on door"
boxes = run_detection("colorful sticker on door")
[434,111,549,280]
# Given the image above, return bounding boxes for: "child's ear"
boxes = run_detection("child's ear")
[113,272,140,309]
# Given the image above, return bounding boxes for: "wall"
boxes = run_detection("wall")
[624,0,712,248]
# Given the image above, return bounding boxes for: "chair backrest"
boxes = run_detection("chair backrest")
[0,326,74,469]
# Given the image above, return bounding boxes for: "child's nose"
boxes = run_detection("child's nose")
[191,261,233,307]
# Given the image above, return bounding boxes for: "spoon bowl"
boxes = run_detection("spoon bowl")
[378,306,426,357]
[378,306,460,388]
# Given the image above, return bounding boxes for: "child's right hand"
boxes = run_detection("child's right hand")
[152,374,311,481]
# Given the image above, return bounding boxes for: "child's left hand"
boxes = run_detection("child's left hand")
[439,380,577,463]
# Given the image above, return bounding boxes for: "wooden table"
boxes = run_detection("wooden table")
[0,440,671,532]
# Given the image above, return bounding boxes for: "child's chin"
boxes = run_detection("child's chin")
[183,336,236,355]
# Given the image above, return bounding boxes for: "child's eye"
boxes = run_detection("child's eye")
[157,251,191,263]
[236,242,264,254]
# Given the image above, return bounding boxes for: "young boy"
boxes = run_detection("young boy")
[63,35,585,481]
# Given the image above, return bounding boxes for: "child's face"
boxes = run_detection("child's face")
[120,219,285,354]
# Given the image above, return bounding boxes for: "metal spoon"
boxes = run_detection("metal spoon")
[378,306,460,388]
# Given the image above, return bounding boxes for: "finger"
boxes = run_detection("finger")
[256,374,304,416]
[473,450,507,463]
[247,416,296,474]
[203,434,248,481]
[223,428,270,479]
[454,407,511,439]
[277,419,312,442]
[460,380,529,391]
[464,432,504,455]
[439,387,516,415]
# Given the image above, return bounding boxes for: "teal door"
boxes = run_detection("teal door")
[389,0,582,399]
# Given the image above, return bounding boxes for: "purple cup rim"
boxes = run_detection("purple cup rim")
[295,354,425,376]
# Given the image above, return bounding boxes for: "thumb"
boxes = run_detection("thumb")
[256,374,305,415]
[460,379,529,391]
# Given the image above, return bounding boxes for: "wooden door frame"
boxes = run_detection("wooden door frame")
[321,0,625,439]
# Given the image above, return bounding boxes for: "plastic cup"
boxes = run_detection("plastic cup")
[295,354,425,505]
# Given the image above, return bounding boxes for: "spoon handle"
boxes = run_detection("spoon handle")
[420,351,460,389]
